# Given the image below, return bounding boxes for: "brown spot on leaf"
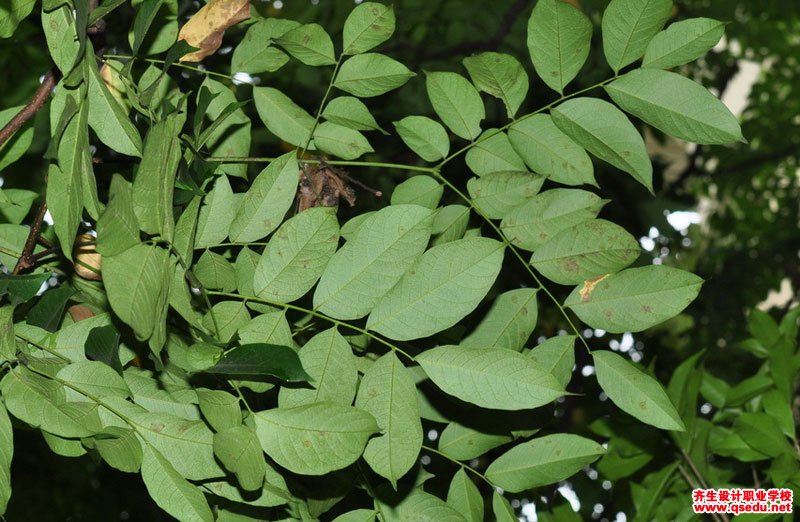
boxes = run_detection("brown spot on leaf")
[579,274,609,302]
[641,304,653,314]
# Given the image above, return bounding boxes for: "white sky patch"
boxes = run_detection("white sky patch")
[619,332,634,352]
[640,236,656,251]
[666,211,701,232]
[232,72,255,85]
[558,484,581,512]
[44,210,54,225]
[521,501,537,522]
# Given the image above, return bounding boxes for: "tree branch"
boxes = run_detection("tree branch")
[0,69,58,149]
[12,201,49,275]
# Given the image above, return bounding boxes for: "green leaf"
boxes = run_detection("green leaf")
[605,69,743,144]
[197,389,241,432]
[254,402,378,475]
[492,491,517,522]
[104,244,170,341]
[27,284,73,332]
[195,175,240,249]
[393,116,450,162]
[486,434,605,491]
[0,0,35,38]
[463,52,528,118]
[313,122,374,160]
[42,5,80,75]
[343,2,395,54]
[531,219,641,285]
[356,352,422,486]
[231,19,296,73]
[315,205,433,319]
[0,273,49,306]
[0,107,34,173]
[527,0,592,94]
[425,71,485,140]
[93,427,142,473]
[333,510,377,522]
[133,113,183,241]
[229,150,298,242]
[141,444,214,522]
[323,97,386,133]
[0,306,14,363]
[125,408,224,480]
[439,422,511,460]
[213,426,266,491]
[279,328,357,407]
[276,23,336,66]
[57,361,131,400]
[564,265,703,333]
[1,366,97,438]
[526,336,576,389]
[199,78,251,178]
[202,301,250,343]
[194,250,236,292]
[0,402,12,514]
[500,188,606,251]
[508,114,596,186]
[124,369,201,420]
[602,0,672,73]
[367,237,504,341]
[447,469,483,522]
[96,175,141,257]
[734,413,791,457]
[334,53,415,98]
[253,87,315,147]
[592,350,685,431]
[467,171,543,219]
[210,343,309,382]
[464,130,526,176]
[86,51,142,157]
[431,205,469,245]
[643,18,726,69]
[416,345,564,410]
[462,288,538,351]
[551,98,653,191]
[253,207,339,303]
[381,489,466,522]
[238,311,294,348]
[234,247,260,295]
[390,176,443,209]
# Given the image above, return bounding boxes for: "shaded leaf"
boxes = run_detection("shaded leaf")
[210,343,310,382]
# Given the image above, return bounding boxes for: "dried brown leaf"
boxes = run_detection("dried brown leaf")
[178,0,250,62]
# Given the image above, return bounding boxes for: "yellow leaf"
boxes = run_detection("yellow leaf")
[177,0,250,62]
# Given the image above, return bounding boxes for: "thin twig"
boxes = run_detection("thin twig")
[0,69,58,149]
[12,201,48,275]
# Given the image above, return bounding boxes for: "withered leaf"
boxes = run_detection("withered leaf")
[297,162,357,212]
[178,0,250,62]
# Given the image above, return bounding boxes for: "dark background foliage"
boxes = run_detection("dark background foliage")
[0,0,797,520]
